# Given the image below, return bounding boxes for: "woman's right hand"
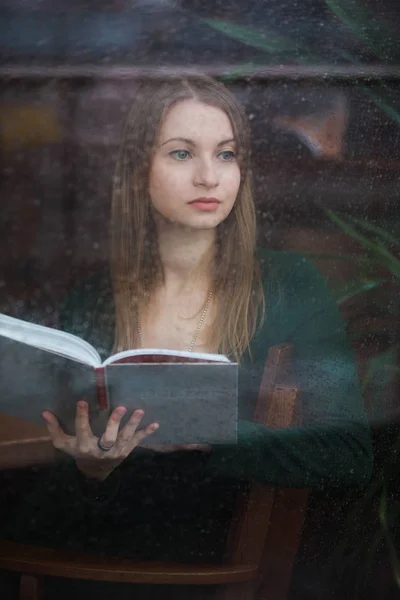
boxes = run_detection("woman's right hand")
[42,400,159,481]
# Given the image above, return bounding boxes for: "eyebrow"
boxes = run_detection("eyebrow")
[160,137,236,147]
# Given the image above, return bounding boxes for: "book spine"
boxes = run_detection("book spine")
[94,367,108,410]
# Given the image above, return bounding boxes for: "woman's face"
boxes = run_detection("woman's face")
[149,98,241,230]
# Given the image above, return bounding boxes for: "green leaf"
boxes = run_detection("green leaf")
[350,217,400,248]
[217,61,273,81]
[380,484,400,588]
[202,12,400,127]
[361,347,398,392]
[301,251,375,264]
[363,88,400,127]
[323,209,400,279]
[201,8,400,125]
[324,0,398,61]
[333,278,386,304]
[328,46,400,126]
[201,18,311,60]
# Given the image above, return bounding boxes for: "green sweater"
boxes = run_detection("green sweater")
[5,248,373,562]
[59,248,372,486]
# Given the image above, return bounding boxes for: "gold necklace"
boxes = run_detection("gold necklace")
[136,288,214,352]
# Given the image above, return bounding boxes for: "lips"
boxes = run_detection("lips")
[188,198,220,212]
[189,197,220,204]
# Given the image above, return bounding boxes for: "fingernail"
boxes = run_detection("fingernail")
[152,423,159,431]
[135,409,144,416]
[78,400,87,409]
[117,407,127,416]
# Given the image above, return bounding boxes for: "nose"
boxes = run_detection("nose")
[193,157,219,189]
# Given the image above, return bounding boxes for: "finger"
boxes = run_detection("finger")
[42,411,73,450]
[117,409,145,443]
[131,422,159,446]
[75,400,92,444]
[99,406,127,448]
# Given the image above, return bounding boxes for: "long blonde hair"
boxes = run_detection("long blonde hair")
[111,75,265,361]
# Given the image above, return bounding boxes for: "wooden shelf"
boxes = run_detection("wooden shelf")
[1,63,400,82]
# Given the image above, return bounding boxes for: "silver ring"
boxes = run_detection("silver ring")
[97,438,114,452]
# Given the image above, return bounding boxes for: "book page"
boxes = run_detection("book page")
[0,313,102,367]
[102,348,230,366]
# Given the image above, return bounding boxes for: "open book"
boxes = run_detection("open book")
[0,313,238,444]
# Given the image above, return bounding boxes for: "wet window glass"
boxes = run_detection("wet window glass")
[0,2,399,600]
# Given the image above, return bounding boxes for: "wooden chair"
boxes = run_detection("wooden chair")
[0,343,309,600]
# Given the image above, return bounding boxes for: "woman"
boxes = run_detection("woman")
[5,75,372,598]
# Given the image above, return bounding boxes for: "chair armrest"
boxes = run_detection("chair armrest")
[0,414,56,469]
[0,540,258,585]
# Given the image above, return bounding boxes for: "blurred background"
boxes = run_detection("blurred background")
[1,1,400,598]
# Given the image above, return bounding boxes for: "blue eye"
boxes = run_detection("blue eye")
[170,149,190,160]
[218,150,235,161]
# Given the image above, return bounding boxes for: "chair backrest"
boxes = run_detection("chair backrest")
[0,414,56,470]
[0,343,308,600]
[216,343,308,600]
